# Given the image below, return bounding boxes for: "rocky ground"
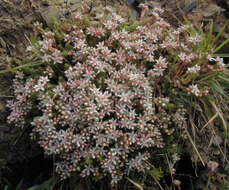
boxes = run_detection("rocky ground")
[0,0,229,189]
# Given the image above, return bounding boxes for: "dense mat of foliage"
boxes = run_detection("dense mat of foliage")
[5,4,229,187]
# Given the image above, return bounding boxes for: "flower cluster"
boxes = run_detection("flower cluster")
[207,161,219,173]
[6,4,227,186]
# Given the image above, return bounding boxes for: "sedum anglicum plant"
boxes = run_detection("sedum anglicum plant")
[5,4,229,187]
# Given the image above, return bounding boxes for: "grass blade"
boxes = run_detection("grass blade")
[211,101,228,133]
[206,20,213,52]
[214,38,229,53]
[126,177,143,190]
[212,53,229,57]
[209,80,229,100]
[183,15,197,36]
[211,20,229,48]
[185,128,205,166]
[0,61,43,74]
[15,179,23,190]
[200,111,219,132]
[218,75,229,83]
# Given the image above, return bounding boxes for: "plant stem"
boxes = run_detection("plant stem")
[204,173,211,190]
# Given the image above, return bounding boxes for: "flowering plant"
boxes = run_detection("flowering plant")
[5,4,229,187]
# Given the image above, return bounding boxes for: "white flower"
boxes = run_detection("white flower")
[207,55,225,68]
[34,76,49,92]
[187,65,200,74]
[103,20,118,30]
[74,12,82,20]
[189,84,200,96]
[207,161,219,173]
[207,54,215,61]
[178,52,186,61]
[26,46,33,52]
[188,34,202,44]
[215,57,225,68]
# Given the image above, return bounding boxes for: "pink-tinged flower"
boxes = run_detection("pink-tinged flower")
[34,76,49,92]
[103,20,118,30]
[44,31,54,38]
[207,161,219,173]
[33,21,42,31]
[207,54,215,61]
[115,49,127,63]
[178,52,195,63]
[188,84,200,96]
[87,26,105,38]
[152,8,164,19]
[33,21,41,27]
[215,57,225,68]
[151,56,168,76]
[188,34,202,44]
[42,54,51,63]
[173,180,181,190]
[110,175,121,187]
[173,179,181,186]
[178,52,186,62]
[147,31,158,42]
[160,41,178,49]
[155,19,170,28]
[52,49,63,64]
[90,87,112,108]
[81,165,94,177]
[112,30,128,40]
[176,25,189,34]
[112,13,125,24]
[139,3,149,20]
[40,39,53,53]
[74,12,82,20]
[26,46,33,52]
[154,7,164,15]
[187,65,201,74]
[157,56,168,68]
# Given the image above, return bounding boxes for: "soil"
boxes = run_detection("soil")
[0,0,228,189]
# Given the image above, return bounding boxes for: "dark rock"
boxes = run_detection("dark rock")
[40,6,62,24]
[127,0,135,5]
[216,0,229,18]
[203,3,222,17]
[179,0,198,14]
[127,0,141,14]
